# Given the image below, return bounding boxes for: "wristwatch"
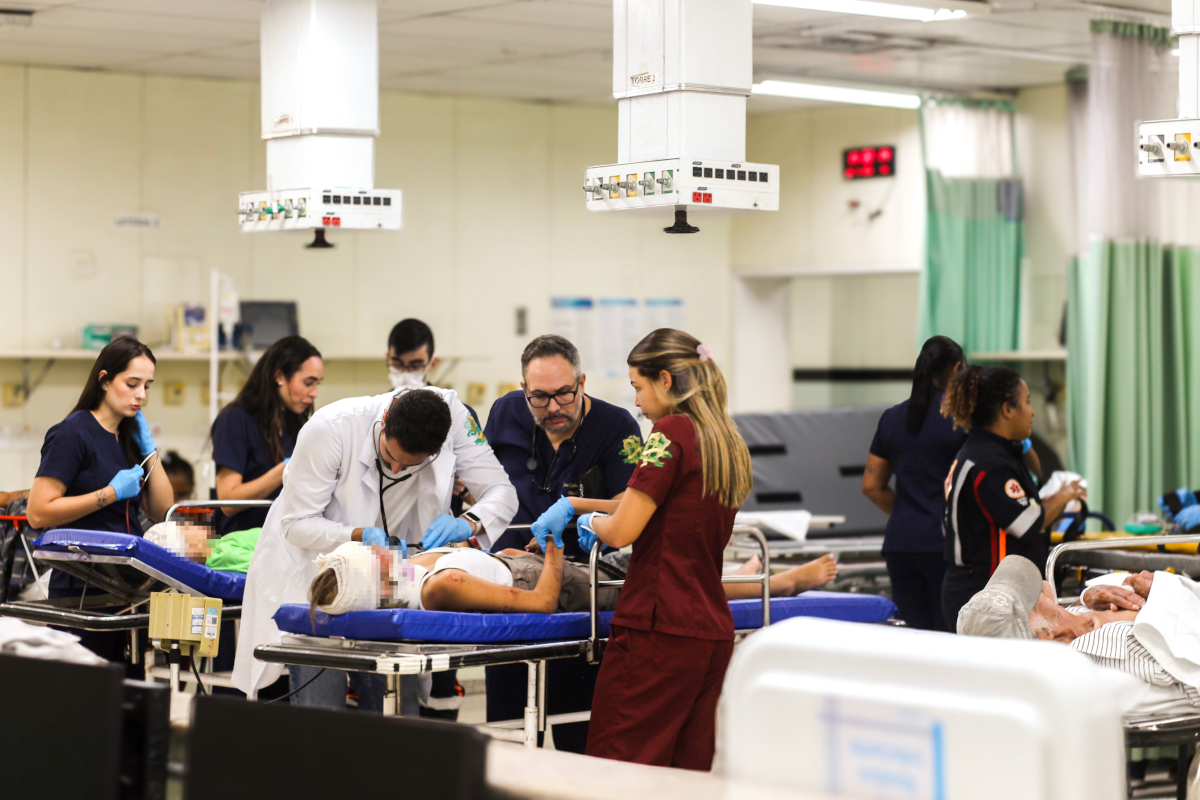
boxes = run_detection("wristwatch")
[461,510,482,538]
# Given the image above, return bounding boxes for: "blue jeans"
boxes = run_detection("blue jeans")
[287,666,419,715]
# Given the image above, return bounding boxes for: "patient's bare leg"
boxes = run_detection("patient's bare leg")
[724,554,839,599]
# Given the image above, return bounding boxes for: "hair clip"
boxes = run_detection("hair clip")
[696,344,714,362]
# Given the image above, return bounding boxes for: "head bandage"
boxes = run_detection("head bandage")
[957,555,1044,639]
[314,542,382,616]
[144,521,187,557]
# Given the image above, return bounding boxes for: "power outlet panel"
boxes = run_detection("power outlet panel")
[583,157,779,212]
[238,188,402,231]
[1138,118,1200,176]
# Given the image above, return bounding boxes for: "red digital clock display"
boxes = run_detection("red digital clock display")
[843,146,895,180]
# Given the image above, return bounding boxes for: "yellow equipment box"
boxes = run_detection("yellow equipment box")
[149,592,222,658]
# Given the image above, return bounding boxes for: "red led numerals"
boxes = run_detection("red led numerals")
[843,146,895,180]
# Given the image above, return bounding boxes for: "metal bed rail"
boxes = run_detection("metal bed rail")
[585,524,771,663]
[1046,533,1200,597]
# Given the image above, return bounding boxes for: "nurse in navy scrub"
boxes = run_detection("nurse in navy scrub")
[27,337,175,661]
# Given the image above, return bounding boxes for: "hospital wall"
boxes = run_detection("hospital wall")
[0,66,733,490]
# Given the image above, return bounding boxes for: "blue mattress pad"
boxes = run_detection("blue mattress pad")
[273,591,897,644]
[32,529,246,601]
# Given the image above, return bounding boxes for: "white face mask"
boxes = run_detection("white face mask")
[389,367,428,390]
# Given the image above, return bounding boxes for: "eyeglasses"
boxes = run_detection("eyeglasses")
[387,357,430,372]
[525,382,580,409]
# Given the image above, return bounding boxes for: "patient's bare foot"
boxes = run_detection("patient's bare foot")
[773,554,838,596]
[734,554,763,575]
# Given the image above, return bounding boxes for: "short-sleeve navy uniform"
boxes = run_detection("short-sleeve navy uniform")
[484,391,642,555]
[211,406,295,536]
[482,390,642,755]
[869,393,966,554]
[36,410,143,591]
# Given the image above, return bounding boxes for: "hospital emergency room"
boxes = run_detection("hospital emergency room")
[2,0,1199,798]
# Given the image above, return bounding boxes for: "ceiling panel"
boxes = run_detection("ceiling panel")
[0,0,1166,109]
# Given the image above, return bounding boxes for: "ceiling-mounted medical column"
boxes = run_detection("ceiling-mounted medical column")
[238,0,401,236]
[1138,4,1199,176]
[583,0,779,232]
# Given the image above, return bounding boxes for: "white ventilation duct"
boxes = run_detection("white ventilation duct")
[583,0,780,233]
[238,0,401,243]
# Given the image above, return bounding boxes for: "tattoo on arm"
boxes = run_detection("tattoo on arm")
[94,490,110,509]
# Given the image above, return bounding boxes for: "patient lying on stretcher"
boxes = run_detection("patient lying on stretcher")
[959,555,1200,716]
[307,540,837,618]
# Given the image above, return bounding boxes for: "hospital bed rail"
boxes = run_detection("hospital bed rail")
[586,524,771,663]
[165,499,274,522]
[1046,533,1200,602]
[1047,534,1200,800]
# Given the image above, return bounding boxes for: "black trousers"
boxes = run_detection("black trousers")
[884,551,948,632]
[941,564,990,632]
[486,655,600,753]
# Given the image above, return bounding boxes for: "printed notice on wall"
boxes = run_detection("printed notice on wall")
[643,298,686,333]
[551,298,596,370]
[598,298,640,378]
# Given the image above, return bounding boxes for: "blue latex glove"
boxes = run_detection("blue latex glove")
[1020,438,1033,455]
[1160,488,1198,519]
[577,512,601,554]
[108,465,145,501]
[132,410,156,456]
[422,515,472,549]
[532,497,575,552]
[361,527,388,547]
[1176,505,1200,532]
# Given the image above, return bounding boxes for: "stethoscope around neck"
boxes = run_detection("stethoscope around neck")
[372,419,439,541]
[525,419,583,493]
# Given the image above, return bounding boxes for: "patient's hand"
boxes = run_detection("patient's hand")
[525,538,543,554]
[1124,570,1155,599]
[1082,584,1145,612]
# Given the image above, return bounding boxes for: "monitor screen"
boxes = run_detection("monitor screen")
[239,301,299,350]
[0,654,125,800]
[186,695,488,799]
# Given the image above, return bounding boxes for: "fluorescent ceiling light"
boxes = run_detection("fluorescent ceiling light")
[753,0,967,22]
[753,79,922,109]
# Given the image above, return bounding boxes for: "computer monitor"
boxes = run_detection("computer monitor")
[0,654,126,800]
[239,301,299,350]
[186,695,488,799]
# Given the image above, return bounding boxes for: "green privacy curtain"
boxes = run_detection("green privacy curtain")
[918,98,1024,355]
[921,173,1023,353]
[1065,21,1186,524]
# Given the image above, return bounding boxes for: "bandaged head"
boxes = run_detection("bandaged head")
[957,555,1043,639]
[313,542,383,616]
[144,521,188,558]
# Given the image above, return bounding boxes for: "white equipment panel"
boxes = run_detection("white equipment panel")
[584,158,778,212]
[585,0,778,220]
[1138,118,1200,177]
[238,188,400,232]
[720,617,1126,800]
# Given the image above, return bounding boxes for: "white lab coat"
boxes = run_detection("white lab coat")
[232,388,517,695]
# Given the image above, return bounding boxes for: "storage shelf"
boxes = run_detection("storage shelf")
[970,349,1067,362]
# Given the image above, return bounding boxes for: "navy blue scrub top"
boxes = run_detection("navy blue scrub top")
[868,391,967,554]
[211,405,295,536]
[37,410,144,535]
[484,391,642,555]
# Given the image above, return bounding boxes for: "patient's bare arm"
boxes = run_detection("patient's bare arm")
[1082,584,1145,612]
[421,544,564,613]
[1124,571,1155,599]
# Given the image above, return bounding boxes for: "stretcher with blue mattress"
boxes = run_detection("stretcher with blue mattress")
[253,528,897,746]
[0,500,270,677]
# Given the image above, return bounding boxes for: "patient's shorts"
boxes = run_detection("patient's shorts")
[499,553,622,612]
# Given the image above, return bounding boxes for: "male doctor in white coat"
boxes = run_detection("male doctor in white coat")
[233,388,517,711]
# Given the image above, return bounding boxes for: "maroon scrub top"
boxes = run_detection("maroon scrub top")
[611,414,736,641]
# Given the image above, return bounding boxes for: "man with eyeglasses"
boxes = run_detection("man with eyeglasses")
[482,333,642,753]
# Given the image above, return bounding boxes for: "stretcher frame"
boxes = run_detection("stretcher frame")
[0,500,271,674]
[1047,534,1200,800]
[253,526,775,747]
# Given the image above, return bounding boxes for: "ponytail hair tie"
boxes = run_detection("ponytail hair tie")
[696,344,714,362]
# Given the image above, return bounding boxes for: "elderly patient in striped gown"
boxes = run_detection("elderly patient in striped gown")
[957,555,1200,716]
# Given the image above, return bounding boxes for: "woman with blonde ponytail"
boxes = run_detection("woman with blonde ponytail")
[575,328,753,771]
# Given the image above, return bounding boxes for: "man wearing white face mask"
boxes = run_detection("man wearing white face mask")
[386,318,439,392]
